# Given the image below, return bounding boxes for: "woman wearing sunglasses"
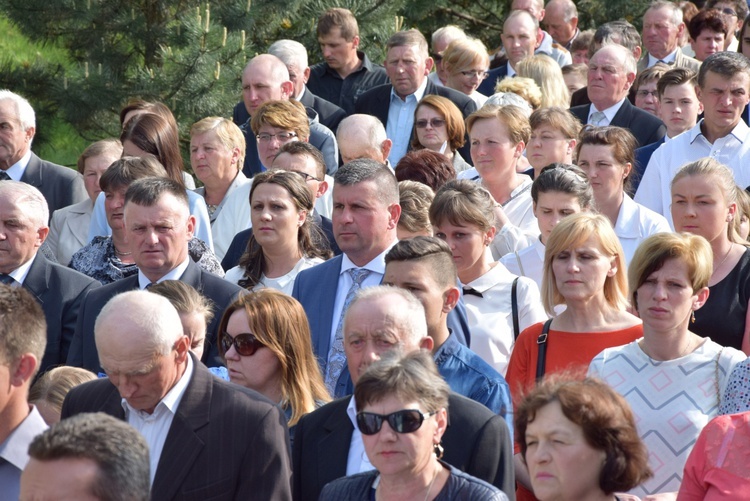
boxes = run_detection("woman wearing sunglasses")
[217,290,330,444]
[410,95,472,174]
[320,350,506,500]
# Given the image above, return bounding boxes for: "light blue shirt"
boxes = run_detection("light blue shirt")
[87,189,214,250]
[386,79,428,165]
[2,150,31,181]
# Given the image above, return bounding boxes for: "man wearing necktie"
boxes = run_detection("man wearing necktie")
[637,1,700,74]
[0,181,100,373]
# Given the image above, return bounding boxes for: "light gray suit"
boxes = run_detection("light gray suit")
[637,50,701,74]
[47,199,93,265]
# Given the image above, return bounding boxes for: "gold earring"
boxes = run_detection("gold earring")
[691,310,696,324]
[433,442,444,460]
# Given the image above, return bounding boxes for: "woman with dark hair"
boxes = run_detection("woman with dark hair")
[738,13,750,58]
[410,95,471,173]
[576,126,670,264]
[218,289,330,443]
[589,232,746,498]
[395,149,456,192]
[224,170,331,294]
[516,376,652,501]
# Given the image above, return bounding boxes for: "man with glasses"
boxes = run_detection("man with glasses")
[62,290,292,501]
[68,178,243,371]
[237,54,338,177]
[428,25,467,87]
[291,285,514,501]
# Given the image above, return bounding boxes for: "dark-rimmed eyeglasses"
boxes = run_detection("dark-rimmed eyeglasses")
[415,118,446,129]
[219,331,264,357]
[356,409,436,435]
[460,70,489,80]
[431,53,443,62]
[720,7,737,16]
[291,170,321,182]
[256,132,297,143]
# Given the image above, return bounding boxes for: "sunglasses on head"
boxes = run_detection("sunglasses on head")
[356,409,436,435]
[219,331,264,357]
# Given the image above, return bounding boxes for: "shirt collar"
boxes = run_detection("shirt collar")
[433,331,460,367]
[690,118,750,144]
[138,257,190,289]
[340,242,395,276]
[0,405,48,470]
[589,98,626,123]
[3,150,31,181]
[463,260,515,293]
[389,77,428,104]
[346,395,360,430]
[648,49,677,67]
[507,62,516,77]
[7,251,38,285]
[122,354,194,418]
[295,86,306,102]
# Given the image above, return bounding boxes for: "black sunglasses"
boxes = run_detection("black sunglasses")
[219,331,264,357]
[356,409,436,435]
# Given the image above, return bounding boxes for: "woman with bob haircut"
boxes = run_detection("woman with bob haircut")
[526,107,581,179]
[319,350,506,500]
[576,126,670,265]
[441,37,491,108]
[250,99,311,170]
[516,376,652,501]
[224,170,331,294]
[516,55,571,110]
[431,179,546,376]
[395,149,456,192]
[589,232,746,498]
[218,289,330,443]
[410,95,471,173]
[464,104,538,235]
[670,158,750,353]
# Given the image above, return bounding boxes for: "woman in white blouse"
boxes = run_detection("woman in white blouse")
[576,126,670,264]
[224,170,332,294]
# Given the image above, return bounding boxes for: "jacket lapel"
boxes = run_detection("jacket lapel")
[318,399,353,485]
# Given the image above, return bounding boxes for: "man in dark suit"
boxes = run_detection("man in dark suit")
[62,290,292,501]
[292,286,514,501]
[67,178,242,372]
[0,91,87,217]
[355,29,477,165]
[570,44,666,147]
[0,181,100,372]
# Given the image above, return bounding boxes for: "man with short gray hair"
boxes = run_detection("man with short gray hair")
[292,285,514,500]
[336,114,392,165]
[21,412,151,501]
[544,0,579,49]
[0,90,87,217]
[62,290,293,500]
[0,181,100,372]
[428,25,467,86]
[638,0,700,73]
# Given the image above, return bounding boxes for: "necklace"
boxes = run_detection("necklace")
[640,335,694,363]
[713,243,735,273]
[375,460,441,501]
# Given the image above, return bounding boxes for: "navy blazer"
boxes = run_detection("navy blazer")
[569,99,666,147]
[23,254,101,372]
[67,259,243,372]
[632,136,666,195]
[292,393,515,501]
[22,152,88,219]
[62,354,292,501]
[291,255,471,379]
[220,212,340,271]
[354,81,477,164]
[477,64,509,96]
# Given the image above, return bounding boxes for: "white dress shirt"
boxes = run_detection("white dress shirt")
[614,195,671,265]
[462,258,547,376]
[634,119,750,227]
[5,253,37,285]
[345,396,375,475]
[586,98,627,126]
[225,256,323,295]
[124,355,194,483]
[494,176,538,236]
[137,257,190,289]
[499,236,545,289]
[386,79,428,165]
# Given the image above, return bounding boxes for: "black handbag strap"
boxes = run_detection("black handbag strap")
[535,319,553,382]
[511,277,520,340]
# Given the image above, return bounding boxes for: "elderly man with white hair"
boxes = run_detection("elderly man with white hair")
[428,25,468,86]
[0,180,100,372]
[292,285,515,500]
[544,0,580,49]
[0,90,87,216]
[61,290,293,500]
[335,114,393,165]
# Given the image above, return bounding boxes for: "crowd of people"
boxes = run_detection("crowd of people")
[2,0,750,500]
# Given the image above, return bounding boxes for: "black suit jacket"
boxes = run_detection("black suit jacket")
[67,259,243,371]
[21,152,88,218]
[220,212,340,271]
[354,81,477,163]
[61,354,292,501]
[22,254,101,372]
[292,393,515,501]
[569,99,666,147]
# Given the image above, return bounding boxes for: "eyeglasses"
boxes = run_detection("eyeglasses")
[431,53,443,62]
[291,170,321,182]
[256,132,298,143]
[636,89,658,98]
[356,409,436,435]
[460,70,490,80]
[219,331,264,357]
[415,118,446,129]
[720,7,737,16]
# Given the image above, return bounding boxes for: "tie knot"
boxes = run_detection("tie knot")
[0,273,15,285]
[0,171,10,181]
[348,268,370,285]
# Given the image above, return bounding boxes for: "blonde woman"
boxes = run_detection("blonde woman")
[516,55,571,109]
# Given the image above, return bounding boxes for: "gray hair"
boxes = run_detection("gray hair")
[646,0,683,26]
[484,93,534,116]
[268,39,309,71]
[333,158,400,206]
[0,90,36,131]
[547,0,578,22]
[595,44,637,76]
[336,114,388,152]
[348,285,427,346]
[698,51,750,88]
[27,412,150,501]
[95,290,184,356]
[0,180,49,228]
[592,20,642,55]
[431,25,467,48]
